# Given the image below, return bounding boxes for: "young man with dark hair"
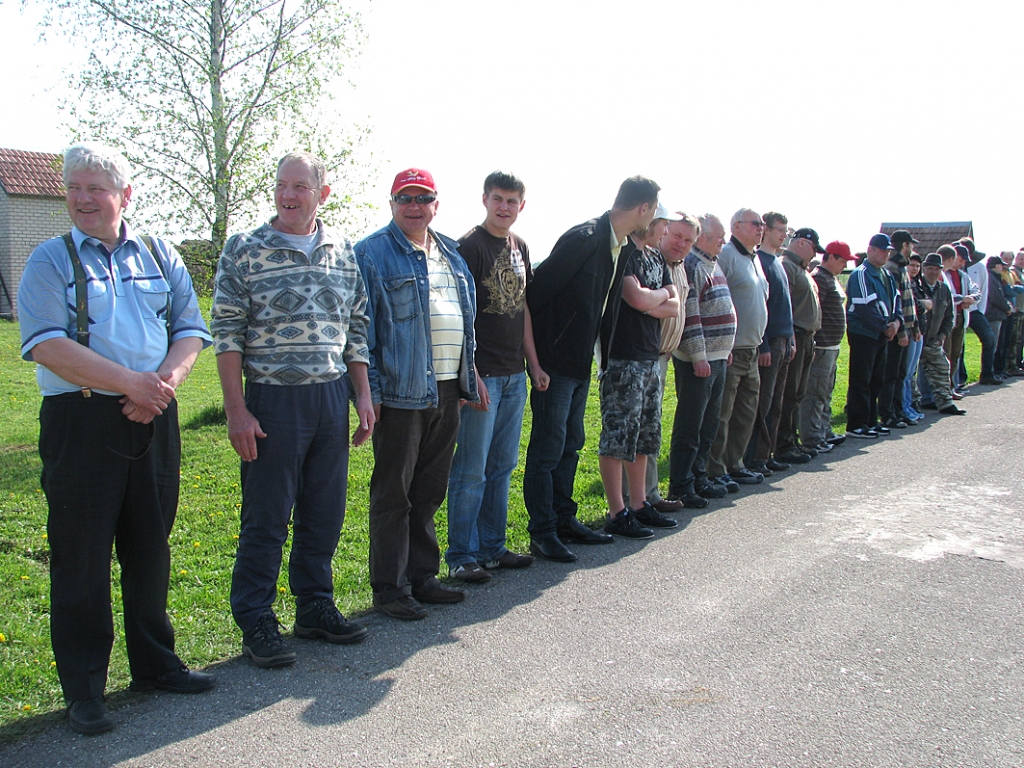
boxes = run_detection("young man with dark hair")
[524,176,660,562]
[445,172,543,583]
[879,230,920,428]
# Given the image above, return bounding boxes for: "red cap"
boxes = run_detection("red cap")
[391,168,436,195]
[825,240,856,260]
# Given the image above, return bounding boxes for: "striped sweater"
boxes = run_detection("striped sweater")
[674,247,737,363]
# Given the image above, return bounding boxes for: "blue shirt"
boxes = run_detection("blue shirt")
[756,248,794,352]
[18,224,212,396]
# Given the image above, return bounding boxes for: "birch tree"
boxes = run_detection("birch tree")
[42,0,372,254]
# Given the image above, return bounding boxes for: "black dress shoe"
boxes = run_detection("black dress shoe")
[678,492,709,509]
[68,698,113,735]
[939,404,966,415]
[412,580,466,604]
[774,450,811,465]
[557,516,614,544]
[130,665,216,694]
[747,461,773,477]
[765,458,791,471]
[529,536,578,562]
[920,401,938,410]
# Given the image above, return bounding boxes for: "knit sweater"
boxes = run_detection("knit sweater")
[811,266,846,348]
[674,247,736,363]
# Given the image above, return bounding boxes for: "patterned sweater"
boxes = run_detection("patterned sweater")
[674,247,737,363]
[210,219,370,386]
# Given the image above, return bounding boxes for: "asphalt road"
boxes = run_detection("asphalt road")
[3,380,1023,768]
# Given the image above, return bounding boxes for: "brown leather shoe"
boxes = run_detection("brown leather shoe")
[651,498,684,512]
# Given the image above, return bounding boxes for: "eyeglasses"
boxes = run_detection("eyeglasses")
[392,194,437,205]
[741,220,766,229]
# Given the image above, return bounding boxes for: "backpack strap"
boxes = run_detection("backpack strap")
[61,233,91,348]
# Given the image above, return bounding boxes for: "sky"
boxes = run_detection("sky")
[2,0,1023,259]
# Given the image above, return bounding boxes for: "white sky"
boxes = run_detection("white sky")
[2,0,1023,258]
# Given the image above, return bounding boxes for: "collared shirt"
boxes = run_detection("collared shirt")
[718,236,769,349]
[782,249,821,334]
[19,224,212,396]
[421,235,464,381]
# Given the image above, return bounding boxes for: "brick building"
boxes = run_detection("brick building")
[0,148,70,318]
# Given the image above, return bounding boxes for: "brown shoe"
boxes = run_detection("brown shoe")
[651,498,684,512]
[412,581,466,604]
[375,595,428,621]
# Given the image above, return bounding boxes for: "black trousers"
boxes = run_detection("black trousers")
[878,337,908,422]
[846,332,888,431]
[369,381,461,604]
[40,394,182,702]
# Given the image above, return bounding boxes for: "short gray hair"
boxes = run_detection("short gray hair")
[277,152,327,188]
[730,208,760,229]
[677,212,701,237]
[63,143,132,189]
[698,213,723,234]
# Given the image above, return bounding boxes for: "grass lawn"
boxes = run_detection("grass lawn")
[0,310,982,734]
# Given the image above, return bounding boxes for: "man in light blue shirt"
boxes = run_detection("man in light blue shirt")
[18,143,214,735]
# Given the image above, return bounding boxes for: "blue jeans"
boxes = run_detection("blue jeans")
[446,373,527,568]
[523,372,590,540]
[902,336,924,415]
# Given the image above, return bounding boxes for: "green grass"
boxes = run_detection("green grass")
[0,311,982,734]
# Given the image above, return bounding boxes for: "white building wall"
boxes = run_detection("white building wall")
[0,192,70,318]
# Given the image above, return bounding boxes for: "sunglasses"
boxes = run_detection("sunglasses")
[392,194,437,205]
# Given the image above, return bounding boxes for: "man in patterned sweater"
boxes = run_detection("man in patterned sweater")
[667,213,737,508]
[212,152,375,667]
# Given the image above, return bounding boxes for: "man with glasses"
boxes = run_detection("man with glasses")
[213,152,375,665]
[706,209,770,491]
[356,168,479,621]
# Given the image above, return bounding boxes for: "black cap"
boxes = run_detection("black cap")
[922,252,943,267]
[891,229,920,247]
[792,227,825,253]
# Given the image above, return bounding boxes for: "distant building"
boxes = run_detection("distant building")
[880,221,974,256]
[0,148,70,319]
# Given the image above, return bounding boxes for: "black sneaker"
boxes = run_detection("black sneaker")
[765,458,791,471]
[632,501,679,529]
[775,450,811,464]
[871,424,891,436]
[710,475,741,493]
[846,427,877,439]
[729,468,764,484]
[747,460,773,477]
[243,610,297,668]
[603,509,655,539]
[695,479,728,499]
[295,597,368,645]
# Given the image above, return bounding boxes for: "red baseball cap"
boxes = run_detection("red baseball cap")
[391,168,436,195]
[825,240,856,260]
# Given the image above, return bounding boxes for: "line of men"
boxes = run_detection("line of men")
[20,143,1018,736]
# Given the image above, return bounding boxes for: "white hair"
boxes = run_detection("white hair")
[63,143,132,189]
[730,208,760,229]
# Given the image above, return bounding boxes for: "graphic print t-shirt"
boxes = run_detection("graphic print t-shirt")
[609,245,671,362]
[458,226,532,377]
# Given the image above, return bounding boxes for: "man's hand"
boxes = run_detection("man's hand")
[758,352,772,367]
[352,392,376,447]
[124,371,176,417]
[120,397,157,424]
[898,335,909,347]
[530,366,550,392]
[226,406,267,462]
[467,374,490,412]
[884,321,899,341]
[694,360,711,378]
[788,337,797,362]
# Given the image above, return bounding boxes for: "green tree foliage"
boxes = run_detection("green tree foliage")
[41,0,375,255]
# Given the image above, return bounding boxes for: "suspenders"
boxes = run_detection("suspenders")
[61,233,173,396]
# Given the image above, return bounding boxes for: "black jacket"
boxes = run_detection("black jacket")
[527,212,623,380]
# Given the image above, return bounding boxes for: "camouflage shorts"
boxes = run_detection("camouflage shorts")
[598,359,662,460]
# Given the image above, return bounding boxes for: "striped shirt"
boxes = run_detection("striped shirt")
[424,237,464,381]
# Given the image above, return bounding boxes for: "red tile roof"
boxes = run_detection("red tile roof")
[0,148,65,197]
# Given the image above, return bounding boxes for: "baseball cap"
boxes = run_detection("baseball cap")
[793,227,825,253]
[391,168,437,195]
[890,229,920,247]
[653,203,685,222]
[824,240,856,261]
[869,233,895,250]
[952,243,971,262]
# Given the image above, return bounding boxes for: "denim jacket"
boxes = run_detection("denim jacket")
[355,220,479,409]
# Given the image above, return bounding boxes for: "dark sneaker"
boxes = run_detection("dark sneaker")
[826,433,847,445]
[130,665,216,693]
[729,468,764,485]
[676,492,710,509]
[412,581,466,604]
[67,698,113,736]
[870,424,891,436]
[775,450,811,464]
[603,509,655,539]
[695,479,728,499]
[633,501,679,529]
[450,563,492,583]
[747,460,773,477]
[813,440,834,453]
[481,551,535,570]
[939,404,966,415]
[765,458,791,471]
[295,597,368,644]
[243,610,297,668]
[375,595,428,621]
[798,445,818,458]
[846,427,878,439]
[710,475,740,493]
[882,418,908,429]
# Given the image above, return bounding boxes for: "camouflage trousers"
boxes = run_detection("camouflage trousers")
[919,342,953,409]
